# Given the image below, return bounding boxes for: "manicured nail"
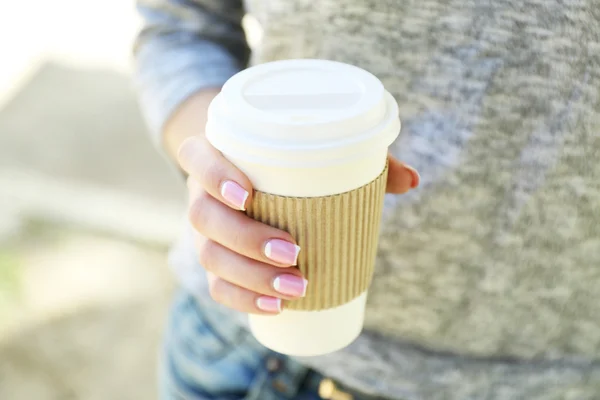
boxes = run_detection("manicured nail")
[405,165,420,189]
[264,239,301,265]
[220,181,249,210]
[256,296,282,313]
[273,274,308,297]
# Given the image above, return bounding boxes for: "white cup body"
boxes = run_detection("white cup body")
[206,59,400,356]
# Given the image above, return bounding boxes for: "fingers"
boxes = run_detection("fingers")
[196,235,307,300]
[180,135,419,316]
[386,154,420,194]
[206,272,284,315]
[178,135,253,210]
[189,190,300,266]
[180,135,305,315]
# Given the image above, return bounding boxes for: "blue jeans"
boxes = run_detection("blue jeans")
[160,290,385,400]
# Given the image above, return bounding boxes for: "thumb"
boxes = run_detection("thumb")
[386,154,420,194]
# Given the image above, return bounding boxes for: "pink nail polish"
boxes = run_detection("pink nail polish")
[256,296,282,313]
[264,239,301,265]
[273,274,308,297]
[220,181,249,210]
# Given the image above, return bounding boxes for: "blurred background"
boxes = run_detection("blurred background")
[0,1,190,398]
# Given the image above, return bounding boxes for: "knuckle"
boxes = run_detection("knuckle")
[229,223,246,251]
[229,219,258,255]
[188,192,212,232]
[177,137,200,170]
[197,240,218,272]
[208,278,225,303]
[202,159,227,190]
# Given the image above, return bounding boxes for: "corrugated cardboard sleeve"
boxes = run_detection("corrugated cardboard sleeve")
[246,165,388,311]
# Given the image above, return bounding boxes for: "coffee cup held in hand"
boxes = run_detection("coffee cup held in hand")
[206,59,400,356]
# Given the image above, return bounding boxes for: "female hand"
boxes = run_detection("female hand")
[178,134,420,315]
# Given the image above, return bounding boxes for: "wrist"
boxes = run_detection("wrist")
[162,88,221,162]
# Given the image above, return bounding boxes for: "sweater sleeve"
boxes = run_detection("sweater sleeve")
[133,0,249,147]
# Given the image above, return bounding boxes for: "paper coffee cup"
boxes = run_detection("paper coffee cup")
[206,59,400,356]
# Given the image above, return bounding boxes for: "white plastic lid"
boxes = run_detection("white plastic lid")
[206,59,400,167]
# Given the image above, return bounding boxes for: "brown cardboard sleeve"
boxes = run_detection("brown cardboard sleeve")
[246,165,388,311]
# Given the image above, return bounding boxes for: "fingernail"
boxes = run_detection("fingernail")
[264,239,301,265]
[220,181,249,210]
[273,274,308,297]
[256,296,282,313]
[405,165,420,189]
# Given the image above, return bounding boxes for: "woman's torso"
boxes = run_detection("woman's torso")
[245,0,600,364]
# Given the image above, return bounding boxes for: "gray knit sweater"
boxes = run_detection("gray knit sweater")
[134,0,600,398]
